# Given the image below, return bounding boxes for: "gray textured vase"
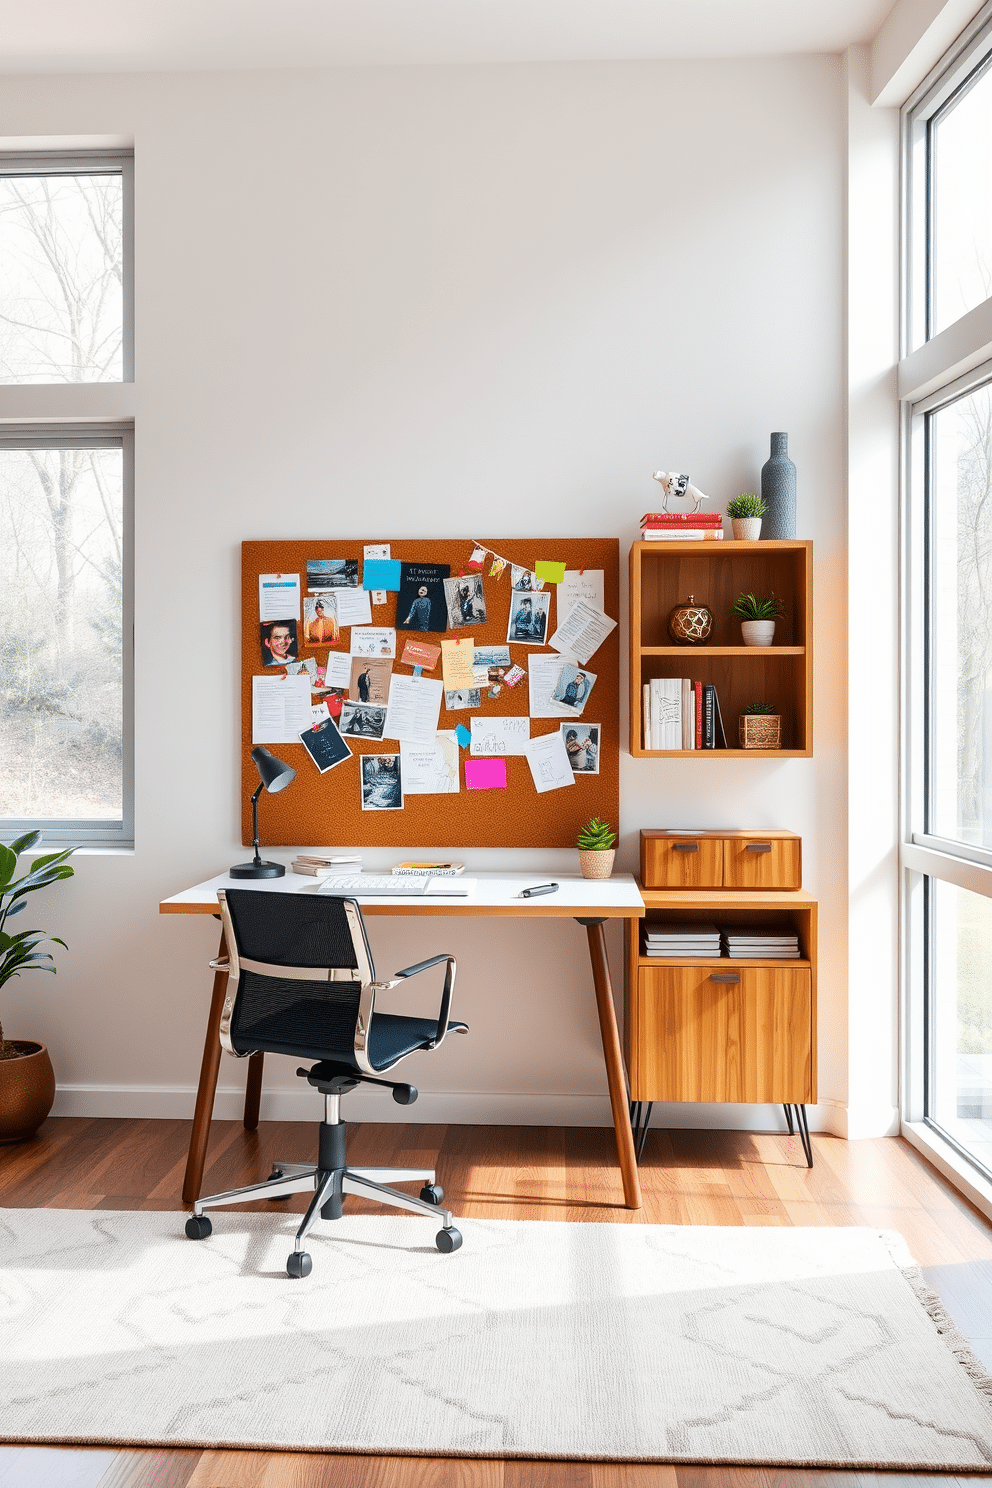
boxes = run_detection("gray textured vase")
[760,432,797,540]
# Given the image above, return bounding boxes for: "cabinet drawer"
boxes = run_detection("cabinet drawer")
[723,836,801,890]
[628,964,813,1105]
[640,835,723,888]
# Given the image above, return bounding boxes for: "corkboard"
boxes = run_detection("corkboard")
[241,538,619,848]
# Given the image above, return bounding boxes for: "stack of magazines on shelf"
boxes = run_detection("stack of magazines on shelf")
[642,923,721,957]
[643,678,727,750]
[720,926,801,959]
[640,511,724,541]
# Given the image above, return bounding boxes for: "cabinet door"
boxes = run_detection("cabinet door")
[723,836,801,890]
[641,836,723,889]
[629,965,812,1103]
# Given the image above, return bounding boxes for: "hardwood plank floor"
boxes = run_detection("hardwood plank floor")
[3,1117,992,1487]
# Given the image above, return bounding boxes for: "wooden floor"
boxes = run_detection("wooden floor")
[3,1116,992,1488]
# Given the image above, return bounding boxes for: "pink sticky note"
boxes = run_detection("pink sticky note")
[465,758,507,790]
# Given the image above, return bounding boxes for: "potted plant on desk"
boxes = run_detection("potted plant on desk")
[577,817,616,880]
[0,832,76,1144]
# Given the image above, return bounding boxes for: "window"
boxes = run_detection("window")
[903,6,992,1187]
[0,151,133,848]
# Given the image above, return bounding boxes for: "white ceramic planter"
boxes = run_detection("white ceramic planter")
[731,517,762,541]
[741,619,776,646]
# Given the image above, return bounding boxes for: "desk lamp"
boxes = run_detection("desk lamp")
[230,746,296,879]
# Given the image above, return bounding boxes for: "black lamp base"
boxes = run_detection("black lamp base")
[229,860,285,879]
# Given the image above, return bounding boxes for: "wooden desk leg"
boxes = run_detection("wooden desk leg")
[243,1052,264,1131]
[182,927,229,1205]
[577,917,642,1210]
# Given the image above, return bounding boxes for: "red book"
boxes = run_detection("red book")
[694,681,703,749]
[641,512,723,525]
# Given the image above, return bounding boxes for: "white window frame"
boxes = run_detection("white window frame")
[0,147,135,850]
[900,6,992,1214]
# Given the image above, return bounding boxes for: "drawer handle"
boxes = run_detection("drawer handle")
[746,843,772,853]
[672,842,699,853]
[709,973,740,983]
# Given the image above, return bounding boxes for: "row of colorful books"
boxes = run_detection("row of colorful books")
[643,678,727,750]
[641,511,724,541]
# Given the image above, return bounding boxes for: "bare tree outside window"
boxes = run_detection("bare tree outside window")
[0,168,129,833]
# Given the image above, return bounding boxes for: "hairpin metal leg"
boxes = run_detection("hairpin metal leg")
[794,1103,813,1168]
[635,1102,654,1163]
[783,1103,795,1135]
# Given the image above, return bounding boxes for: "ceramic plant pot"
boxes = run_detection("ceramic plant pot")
[0,1041,56,1143]
[578,849,615,881]
[740,619,776,646]
[731,518,762,541]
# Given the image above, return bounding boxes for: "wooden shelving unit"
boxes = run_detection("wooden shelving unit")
[629,539,813,757]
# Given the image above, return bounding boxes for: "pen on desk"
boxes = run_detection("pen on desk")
[521,882,559,898]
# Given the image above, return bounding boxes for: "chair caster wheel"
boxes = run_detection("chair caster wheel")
[436,1227,462,1253]
[420,1184,444,1205]
[286,1251,312,1278]
[267,1170,292,1199]
[185,1215,212,1240]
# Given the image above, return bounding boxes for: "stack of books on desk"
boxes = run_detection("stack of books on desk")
[721,927,801,959]
[640,512,724,541]
[290,854,362,877]
[642,923,721,957]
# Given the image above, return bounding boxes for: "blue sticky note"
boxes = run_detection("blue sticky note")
[363,558,401,591]
[455,724,471,749]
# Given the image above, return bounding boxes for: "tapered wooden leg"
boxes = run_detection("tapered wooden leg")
[181,927,229,1205]
[578,917,642,1209]
[243,1052,264,1130]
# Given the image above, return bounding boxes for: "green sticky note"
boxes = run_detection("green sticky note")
[534,560,566,584]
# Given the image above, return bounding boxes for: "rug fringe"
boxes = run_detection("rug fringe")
[879,1230,992,1403]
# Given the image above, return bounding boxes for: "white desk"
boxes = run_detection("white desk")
[161,870,645,1208]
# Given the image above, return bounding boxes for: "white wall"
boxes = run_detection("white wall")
[0,57,849,1131]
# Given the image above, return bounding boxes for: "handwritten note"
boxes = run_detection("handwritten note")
[523,730,574,793]
[441,636,477,690]
[470,716,530,756]
[558,569,604,615]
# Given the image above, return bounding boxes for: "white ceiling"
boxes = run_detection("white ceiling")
[0,0,898,73]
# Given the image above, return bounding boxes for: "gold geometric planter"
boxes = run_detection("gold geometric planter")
[739,714,782,749]
[0,1041,56,1144]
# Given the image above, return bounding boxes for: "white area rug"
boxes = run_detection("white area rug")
[2,1211,992,1468]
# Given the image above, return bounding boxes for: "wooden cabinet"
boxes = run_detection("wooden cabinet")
[624,887,817,1108]
[630,539,813,757]
[641,829,801,891]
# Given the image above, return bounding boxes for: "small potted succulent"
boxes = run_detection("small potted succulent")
[0,832,76,1144]
[732,591,785,646]
[726,492,768,541]
[739,702,782,749]
[577,817,616,880]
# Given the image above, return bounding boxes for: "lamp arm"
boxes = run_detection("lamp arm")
[249,782,265,863]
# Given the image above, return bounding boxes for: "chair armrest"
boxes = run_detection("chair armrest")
[391,952,457,1048]
[209,956,230,971]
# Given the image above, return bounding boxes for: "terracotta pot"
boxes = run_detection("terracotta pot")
[578,849,615,881]
[0,1041,56,1144]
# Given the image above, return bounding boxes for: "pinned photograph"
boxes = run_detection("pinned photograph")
[285,656,318,682]
[307,558,359,590]
[299,715,353,774]
[303,595,339,647]
[507,590,550,645]
[473,645,510,669]
[339,702,387,740]
[348,656,391,706]
[511,565,545,591]
[397,562,450,633]
[561,723,601,773]
[260,619,299,667]
[361,754,403,811]
[444,688,482,710]
[551,663,595,714]
[443,573,486,628]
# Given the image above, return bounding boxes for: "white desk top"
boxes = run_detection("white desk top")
[160,869,644,919]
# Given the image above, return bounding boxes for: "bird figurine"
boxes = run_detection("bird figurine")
[652,471,709,515]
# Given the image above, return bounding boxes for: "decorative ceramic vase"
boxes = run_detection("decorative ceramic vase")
[667,595,713,646]
[578,849,615,880]
[0,1041,56,1143]
[760,432,797,540]
[739,714,782,749]
[731,517,762,541]
[741,619,775,647]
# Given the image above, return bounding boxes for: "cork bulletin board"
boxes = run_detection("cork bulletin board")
[241,538,620,848]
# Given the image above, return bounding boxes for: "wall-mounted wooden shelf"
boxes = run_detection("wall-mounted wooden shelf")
[629,539,813,757]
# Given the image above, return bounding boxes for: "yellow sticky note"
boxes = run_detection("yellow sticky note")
[441,637,477,690]
[534,560,566,584]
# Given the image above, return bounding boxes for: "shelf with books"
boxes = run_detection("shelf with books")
[629,539,812,757]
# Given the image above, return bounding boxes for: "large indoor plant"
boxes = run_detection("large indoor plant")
[0,832,76,1143]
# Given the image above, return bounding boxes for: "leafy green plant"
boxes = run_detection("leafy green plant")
[726,492,767,520]
[577,817,616,851]
[0,831,76,1060]
[732,591,785,621]
[743,702,777,714]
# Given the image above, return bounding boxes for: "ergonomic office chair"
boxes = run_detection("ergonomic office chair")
[184,888,467,1277]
